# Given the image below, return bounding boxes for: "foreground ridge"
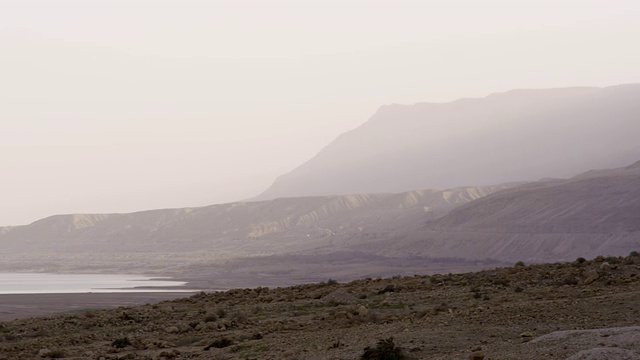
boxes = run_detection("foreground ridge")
[2,254,640,359]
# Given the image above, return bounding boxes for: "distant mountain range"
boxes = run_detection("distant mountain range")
[1,161,639,277]
[2,85,639,281]
[254,84,640,200]
[0,185,509,256]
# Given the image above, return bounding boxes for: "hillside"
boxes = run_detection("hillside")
[2,255,640,359]
[255,84,640,200]
[2,161,640,285]
[358,161,640,264]
[0,185,508,275]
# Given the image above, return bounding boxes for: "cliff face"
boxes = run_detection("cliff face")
[255,84,640,200]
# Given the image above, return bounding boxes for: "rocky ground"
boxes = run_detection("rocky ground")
[1,254,640,359]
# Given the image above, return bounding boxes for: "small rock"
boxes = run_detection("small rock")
[357,305,369,317]
[584,269,600,285]
[322,290,357,305]
[469,350,485,360]
[165,326,179,334]
[520,331,534,342]
[38,349,51,358]
[334,311,349,319]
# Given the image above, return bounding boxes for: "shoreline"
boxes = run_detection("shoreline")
[0,292,197,322]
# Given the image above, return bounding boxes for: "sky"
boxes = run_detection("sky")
[1,0,639,226]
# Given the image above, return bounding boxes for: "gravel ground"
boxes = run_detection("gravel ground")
[1,254,639,359]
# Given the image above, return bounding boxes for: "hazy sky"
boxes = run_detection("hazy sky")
[2,0,639,226]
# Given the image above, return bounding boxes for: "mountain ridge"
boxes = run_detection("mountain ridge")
[0,184,510,257]
[253,83,640,201]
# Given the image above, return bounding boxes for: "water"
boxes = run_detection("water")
[0,273,188,294]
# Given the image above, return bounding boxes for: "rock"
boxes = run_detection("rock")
[38,349,51,357]
[322,290,357,305]
[156,349,181,359]
[469,350,485,360]
[520,331,534,342]
[357,305,369,317]
[334,311,349,319]
[584,269,600,285]
[165,326,179,334]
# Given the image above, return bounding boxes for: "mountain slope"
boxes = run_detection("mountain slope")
[361,162,640,263]
[254,84,640,200]
[2,162,639,276]
[430,163,640,234]
[0,185,508,257]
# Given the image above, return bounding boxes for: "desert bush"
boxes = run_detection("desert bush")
[231,311,247,323]
[112,337,131,348]
[514,261,525,267]
[629,251,639,257]
[378,285,395,295]
[361,337,406,360]
[204,314,218,322]
[204,337,234,350]
[605,256,621,264]
[572,258,587,267]
[563,276,579,286]
[45,349,66,359]
[216,308,227,318]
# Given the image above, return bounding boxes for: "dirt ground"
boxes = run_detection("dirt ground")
[1,254,640,359]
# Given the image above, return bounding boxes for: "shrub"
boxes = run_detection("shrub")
[204,337,234,350]
[572,257,587,267]
[216,308,227,318]
[45,349,66,359]
[112,337,131,348]
[514,261,525,267]
[327,278,339,286]
[377,285,396,295]
[361,337,406,360]
[629,251,639,257]
[563,276,579,286]
[204,314,218,323]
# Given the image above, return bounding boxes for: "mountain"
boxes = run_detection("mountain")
[360,161,640,263]
[254,84,640,200]
[0,185,508,272]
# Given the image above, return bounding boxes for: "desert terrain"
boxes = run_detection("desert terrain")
[1,254,640,359]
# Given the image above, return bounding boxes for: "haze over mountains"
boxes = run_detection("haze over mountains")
[1,161,639,282]
[255,84,640,200]
[1,84,639,284]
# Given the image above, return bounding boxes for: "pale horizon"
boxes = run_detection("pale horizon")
[2,0,640,226]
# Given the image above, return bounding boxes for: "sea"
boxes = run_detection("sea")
[0,272,188,294]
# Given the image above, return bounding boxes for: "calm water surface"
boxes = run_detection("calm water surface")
[0,273,188,294]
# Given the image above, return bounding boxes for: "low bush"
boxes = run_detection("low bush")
[204,337,234,350]
[361,337,406,360]
[111,337,131,348]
